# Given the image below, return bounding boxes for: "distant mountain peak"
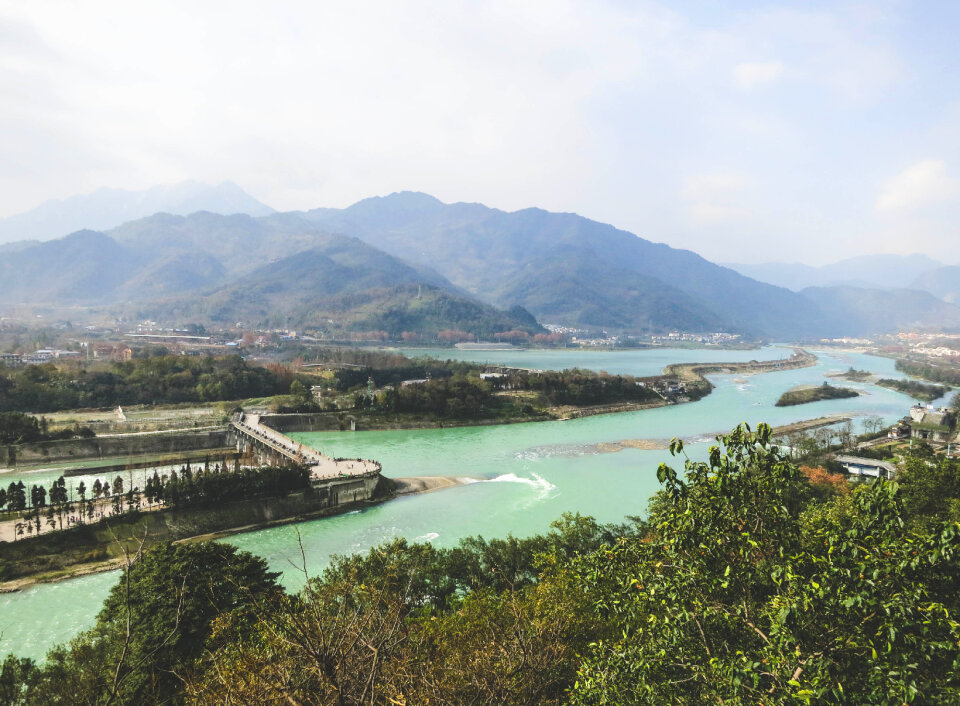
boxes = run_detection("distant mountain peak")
[347,191,445,213]
[0,180,274,245]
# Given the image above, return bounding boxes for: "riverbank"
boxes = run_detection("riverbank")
[0,474,471,592]
[0,349,814,473]
[0,448,242,478]
[266,350,818,434]
[1,346,921,665]
[0,427,234,468]
[0,349,820,590]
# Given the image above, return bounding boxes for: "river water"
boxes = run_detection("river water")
[0,347,942,661]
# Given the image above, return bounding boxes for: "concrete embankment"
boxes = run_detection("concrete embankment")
[0,429,235,468]
[0,472,394,590]
[260,412,554,433]
[0,474,478,590]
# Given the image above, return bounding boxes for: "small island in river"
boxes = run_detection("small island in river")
[875,378,950,403]
[775,382,860,407]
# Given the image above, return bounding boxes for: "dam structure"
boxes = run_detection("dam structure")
[231,410,385,507]
[231,411,381,479]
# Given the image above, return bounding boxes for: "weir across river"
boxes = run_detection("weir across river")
[230,411,381,480]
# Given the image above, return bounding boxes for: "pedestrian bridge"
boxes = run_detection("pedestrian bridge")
[231,412,381,480]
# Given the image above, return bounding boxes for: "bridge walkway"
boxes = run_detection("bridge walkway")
[231,412,380,480]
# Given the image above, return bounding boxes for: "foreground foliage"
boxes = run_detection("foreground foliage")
[17,543,281,704]
[3,424,960,704]
[573,425,960,704]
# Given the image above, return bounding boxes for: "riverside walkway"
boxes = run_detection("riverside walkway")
[231,412,380,480]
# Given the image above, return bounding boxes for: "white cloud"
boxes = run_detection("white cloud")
[733,61,783,89]
[0,1,953,264]
[876,159,960,212]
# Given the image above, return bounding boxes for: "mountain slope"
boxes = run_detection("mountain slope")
[910,266,960,304]
[5,190,957,339]
[0,230,142,304]
[0,206,540,337]
[116,252,228,301]
[800,286,960,335]
[0,181,274,244]
[108,211,318,273]
[493,248,727,332]
[134,241,542,336]
[726,254,944,292]
[303,192,828,338]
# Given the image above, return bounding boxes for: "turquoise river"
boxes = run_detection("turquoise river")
[0,346,947,661]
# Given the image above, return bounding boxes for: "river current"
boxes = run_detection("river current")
[0,347,942,661]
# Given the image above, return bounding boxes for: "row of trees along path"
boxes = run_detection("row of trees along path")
[0,457,310,542]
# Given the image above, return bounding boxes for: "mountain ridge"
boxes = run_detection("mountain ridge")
[910,266,960,305]
[303,191,832,338]
[0,181,274,245]
[2,188,959,339]
[724,254,945,292]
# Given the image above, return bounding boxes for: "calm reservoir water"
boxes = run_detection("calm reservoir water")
[0,347,944,661]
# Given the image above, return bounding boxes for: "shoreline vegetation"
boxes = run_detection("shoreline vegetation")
[832,367,873,382]
[830,367,951,403]
[0,349,819,589]
[278,347,818,432]
[1,348,819,469]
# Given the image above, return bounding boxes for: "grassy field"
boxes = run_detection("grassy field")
[41,397,285,434]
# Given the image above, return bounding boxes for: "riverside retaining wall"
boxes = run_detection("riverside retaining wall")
[0,429,233,467]
[260,413,348,432]
[0,472,393,582]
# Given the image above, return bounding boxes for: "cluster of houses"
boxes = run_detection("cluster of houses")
[907,405,956,443]
[0,348,81,367]
[840,405,958,481]
[886,405,957,444]
[652,331,742,345]
[0,344,133,368]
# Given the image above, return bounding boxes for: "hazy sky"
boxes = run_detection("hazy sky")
[1,1,958,264]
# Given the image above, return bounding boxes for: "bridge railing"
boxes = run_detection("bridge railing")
[232,411,379,478]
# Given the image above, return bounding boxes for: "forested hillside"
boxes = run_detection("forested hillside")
[0,212,540,337]
[300,192,960,338]
[3,192,960,338]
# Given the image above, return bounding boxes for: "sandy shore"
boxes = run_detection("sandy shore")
[391,476,474,495]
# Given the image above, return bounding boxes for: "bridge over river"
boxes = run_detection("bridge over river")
[231,412,381,480]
